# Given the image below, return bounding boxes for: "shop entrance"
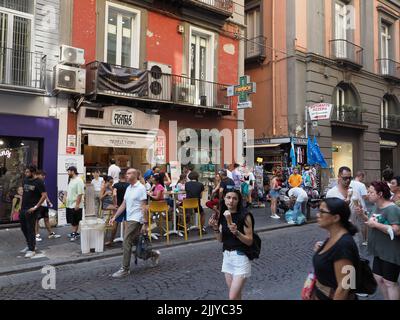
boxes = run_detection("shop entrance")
[81,130,154,180]
[380,148,394,173]
[332,141,353,174]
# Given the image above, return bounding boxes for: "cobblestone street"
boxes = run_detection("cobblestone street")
[0,224,380,300]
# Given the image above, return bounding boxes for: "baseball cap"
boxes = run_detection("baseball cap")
[67,166,78,174]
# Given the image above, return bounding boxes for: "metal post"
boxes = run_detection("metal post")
[305,106,309,139]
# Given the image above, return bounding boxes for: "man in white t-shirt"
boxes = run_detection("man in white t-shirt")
[108,159,121,185]
[288,187,308,224]
[326,166,364,247]
[110,168,160,278]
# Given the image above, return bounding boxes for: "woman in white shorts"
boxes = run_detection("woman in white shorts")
[211,189,253,300]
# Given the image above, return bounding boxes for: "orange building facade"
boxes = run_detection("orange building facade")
[245,0,400,182]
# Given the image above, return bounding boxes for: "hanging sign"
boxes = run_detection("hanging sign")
[308,103,333,120]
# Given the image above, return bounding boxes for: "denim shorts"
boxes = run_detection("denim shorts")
[269,190,280,199]
[221,250,252,278]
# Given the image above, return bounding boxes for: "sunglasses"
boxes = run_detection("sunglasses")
[341,176,353,181]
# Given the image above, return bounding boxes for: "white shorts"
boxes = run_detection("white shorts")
[221,250,252,278]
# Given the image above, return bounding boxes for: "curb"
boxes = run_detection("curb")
[0,220,317,277]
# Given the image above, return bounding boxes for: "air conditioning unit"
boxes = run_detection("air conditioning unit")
[60,45,85,66]
[53,64,86,94]
[145,61,172,100]
[173,84,194,104]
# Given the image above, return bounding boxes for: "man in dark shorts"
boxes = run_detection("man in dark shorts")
[20,165,47,258]
[65,166,85,241]
[106,171,130,246]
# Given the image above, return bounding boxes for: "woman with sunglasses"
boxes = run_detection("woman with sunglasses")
[355,181,400,300]
[311,198,360,300]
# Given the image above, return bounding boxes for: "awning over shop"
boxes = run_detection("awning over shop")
[83,129,156,149]
[244,144,281,149]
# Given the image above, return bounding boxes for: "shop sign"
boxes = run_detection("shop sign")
[111,110,134,128]
[227,75,256,110]
[88,133,155,149]
[292,138,307,145]
[256,157,263,163]
[380,140,398,147]
[308,103,333,121]
[0,149,11,158]
[66,147,76,155]
[67,135,76,147]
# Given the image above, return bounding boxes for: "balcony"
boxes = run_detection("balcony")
[381,115,400,133]
[0,47,46,94]
[377,58,400,81]
[245,36,267,64]
[330,105,367,129]
[174,0,233,27]
[329,39,363,69]
[86,61,232,115]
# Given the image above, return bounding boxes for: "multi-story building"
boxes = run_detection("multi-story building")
[245,0,400,183]
[0,0,70,224]
[64,0,245,184]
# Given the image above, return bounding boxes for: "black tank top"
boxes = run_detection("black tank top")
[219,210,251,252]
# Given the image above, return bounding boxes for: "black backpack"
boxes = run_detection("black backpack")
[135,234,153,265]
[244,213,261,261]
[355,258,377,295]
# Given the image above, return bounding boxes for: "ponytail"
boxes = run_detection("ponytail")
[342,220,358,236]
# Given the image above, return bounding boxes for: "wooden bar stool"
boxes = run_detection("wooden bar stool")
[178,198,202,241]
[148,201,170,243]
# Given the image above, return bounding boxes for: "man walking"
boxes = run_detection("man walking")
[108,159,121,185]
[111,168,160,278]
[65,166,85,241]
[91,169,103,216]
[35,170,60,241]
[20,165,47,258]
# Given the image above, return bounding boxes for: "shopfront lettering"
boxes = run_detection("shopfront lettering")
[112,110,135,128]
[0,150,11,158]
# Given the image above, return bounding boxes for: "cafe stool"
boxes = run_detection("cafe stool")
[178,198,202,241]
[148,201,170,243]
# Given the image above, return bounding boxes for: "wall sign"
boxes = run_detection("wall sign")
[112,110,135,128]
[0,149,11,158]
[308,103,333,121]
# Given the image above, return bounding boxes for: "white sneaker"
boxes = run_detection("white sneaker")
[287,220,296,225]
[24,251,36,258]
[356,293,369,298]
[112,268,130,278]
[271,214,280,219]
[20,247,29,253]
[48,232,61,239]
[36,236,42,242]
[151,250,161,267]
[362,242,368,246]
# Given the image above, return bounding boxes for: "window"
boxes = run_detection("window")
[246,6,261,57]
[380,23,390,74]
[189,26,215,106]
[336,86,345,119]
[335,2,347,58]
[381,98,389,128]
[105,2,140,68]
[0,3,34,87]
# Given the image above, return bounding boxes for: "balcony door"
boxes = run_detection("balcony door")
[0,6,33,87]
[380,24,390,75]
[246,6,261,58]
[189,27,214,107]
[335,2,347,58]
[336,86,345,121]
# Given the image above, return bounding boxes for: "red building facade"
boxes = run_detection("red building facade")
[68,0,244,182]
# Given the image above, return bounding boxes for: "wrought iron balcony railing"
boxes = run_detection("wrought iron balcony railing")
[245,36,267,62]
[377,58,400,80]
[86,61,232,112]
[0,47,46,91]
[329,39,363,67]
[190,0,234,14]
[331,104,363,124]
[381,114,400,131]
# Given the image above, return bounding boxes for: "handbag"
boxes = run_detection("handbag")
[301,272,317,300]
[208,211,220,227]
[244,213,261,260]
[11,211,20,222]
[355,258,377,295]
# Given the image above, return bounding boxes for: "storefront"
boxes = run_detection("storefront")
[379,139,399,173]
[0,114,58,224]
[78,106,160,180]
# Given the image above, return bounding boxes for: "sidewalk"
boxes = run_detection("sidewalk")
[0,205,317,276]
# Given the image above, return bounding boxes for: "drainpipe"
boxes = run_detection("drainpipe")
[272,0,276,136]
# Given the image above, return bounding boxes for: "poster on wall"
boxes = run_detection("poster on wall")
[57,155,85,226]
[169,161,181,186]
